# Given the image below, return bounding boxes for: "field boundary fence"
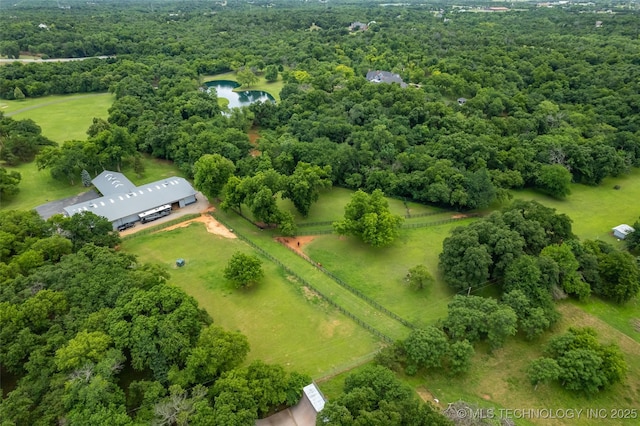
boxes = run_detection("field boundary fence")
[120,213,201,241]
[277,242,416,330]
[211,212,395,344]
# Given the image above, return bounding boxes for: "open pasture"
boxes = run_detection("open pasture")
[278,186,443,227]
[511,168,640,242]
[417,302,640,426]
[121,222,380,378]
[1,93,114,143]
[303,218,478,329]
[319,302,640,426]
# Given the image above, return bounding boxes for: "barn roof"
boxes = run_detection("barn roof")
[92,170,136,196]
[64,174,196,222]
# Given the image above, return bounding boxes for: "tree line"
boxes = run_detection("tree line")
[2,5,640,212]
[0,209,312,424]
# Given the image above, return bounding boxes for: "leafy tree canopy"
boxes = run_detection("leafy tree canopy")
[334,189,403,247]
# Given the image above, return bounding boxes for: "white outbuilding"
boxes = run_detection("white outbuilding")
[612,224,635,240]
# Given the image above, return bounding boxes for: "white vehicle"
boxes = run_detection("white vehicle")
[139,204,171,223]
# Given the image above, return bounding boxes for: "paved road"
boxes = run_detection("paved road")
[0,55,114,64]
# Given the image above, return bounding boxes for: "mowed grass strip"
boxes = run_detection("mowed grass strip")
[0,156,182,211]
[278,187,446,227]
[121,223,380,378]
[213,207,413,341]
[2,93,114,143]
[510,168,640,242]
[305,219,479,329]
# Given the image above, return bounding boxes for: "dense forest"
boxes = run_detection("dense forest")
[2,0,640,216]
[1,0,640,424]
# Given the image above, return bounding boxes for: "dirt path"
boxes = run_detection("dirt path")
[158,211,236,239]
[275,236,316,255]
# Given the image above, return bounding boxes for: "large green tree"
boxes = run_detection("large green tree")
[533,327,627,394]
[317,365,451,426]
[0,167,21,199]
[193,153,236,201]
[282,162,331,217]
[333,189,403,247]
[404,326,449,371]
[223,252,264,289]
[55,211,120,252]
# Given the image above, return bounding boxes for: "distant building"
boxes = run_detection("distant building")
[612,224,635,240]
[349,21,368,31]
[63,170,197,230]
[595,21,603,28]
[366,70,408,88]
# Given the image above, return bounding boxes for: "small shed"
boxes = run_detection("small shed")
[303,383,326,414]
[612,224,635,240]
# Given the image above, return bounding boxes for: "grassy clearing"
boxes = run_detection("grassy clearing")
[212,206,412,341]
[509,168,640,242]
[304,219,478,328]
[571,298,640,344]
[202,72,284,102]
[412,302,640,426]
[1,93,114,143]
[277,186,445,227]
[0,156,182,211]
[121,223,380,378]
[319,302,640,425]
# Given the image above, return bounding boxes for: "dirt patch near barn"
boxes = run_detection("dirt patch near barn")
[158,210,236,239]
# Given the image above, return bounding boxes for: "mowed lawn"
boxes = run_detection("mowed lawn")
[121,223,380,378]
[1,93,114,143]
[510,168,640,242]
[278,186,444,228]
[304,219,478,328]
[0,156,183,211]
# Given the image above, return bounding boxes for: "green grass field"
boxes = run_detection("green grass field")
[0,156,183,211]
[510,169,640,242]
[121,223,380,378]
[304,219,478,328]
[319,302,640,426]
[1,93,114,143]
[202,72,284,102]
[276,186,444,227]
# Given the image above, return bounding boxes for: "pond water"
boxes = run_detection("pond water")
[205,80,275,109]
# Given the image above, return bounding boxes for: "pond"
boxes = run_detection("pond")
[205,80,275,109]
